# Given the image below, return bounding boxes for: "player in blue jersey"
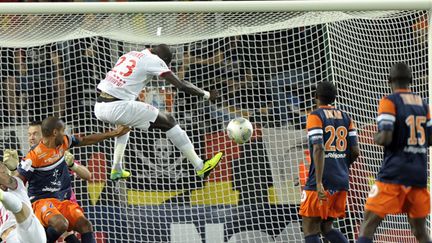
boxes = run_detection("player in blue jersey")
[17,117,130,243]
[357,63,432,243]
[3,120,87,243]
[299,81,360,243]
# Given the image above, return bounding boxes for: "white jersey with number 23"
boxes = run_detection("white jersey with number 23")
[97,49,172,101]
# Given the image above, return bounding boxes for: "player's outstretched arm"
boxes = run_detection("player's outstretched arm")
[65,151,91,181]
[75,125,130,147]
[162,72,218,101]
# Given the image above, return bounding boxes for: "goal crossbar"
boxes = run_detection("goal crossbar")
[0,0,431,14]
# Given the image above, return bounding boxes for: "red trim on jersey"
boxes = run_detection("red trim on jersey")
[159,71,172,77]
[319,105,335,109]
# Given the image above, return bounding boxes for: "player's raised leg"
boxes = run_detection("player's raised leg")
[110,131,131,180]
[0,190,25,222]
[95,44,222,180]
[0,190,46,243]
[94,100,133,180]
[150,112,223,178]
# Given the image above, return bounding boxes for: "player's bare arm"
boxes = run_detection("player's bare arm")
[75,125,130,147]
[374,130,393,146]
[350,145,360,164]
[65,151,91,181]
[163,72,219,101]
[70,165,91,181]
[312,143,326,200]
[0,163,18,190]
[0,149,19,189]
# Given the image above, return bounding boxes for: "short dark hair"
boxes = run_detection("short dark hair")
[41,117,63,137]
[29,120,42,127]
[153,44,172,65]
[316,81,337,105]
[388,62,412,85]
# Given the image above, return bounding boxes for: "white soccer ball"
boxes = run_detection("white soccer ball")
[226,117,253,144]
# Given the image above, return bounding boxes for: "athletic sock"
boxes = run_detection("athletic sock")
[65,233,80,243]
[323,229,348,243]
[46,226,63,243]
[81,232,96,243]
[357,236,373,243]
[305,234,320,243]
[166,125,203,170]
[113,132,130,171]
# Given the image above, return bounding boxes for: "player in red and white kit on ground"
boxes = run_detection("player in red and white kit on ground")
[94,44,223,180]
[0,152,46,243]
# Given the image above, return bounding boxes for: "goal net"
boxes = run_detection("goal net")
[0,2,429,242]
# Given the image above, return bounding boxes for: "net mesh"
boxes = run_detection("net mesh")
[329,10,429,242]
[0,9,428,243]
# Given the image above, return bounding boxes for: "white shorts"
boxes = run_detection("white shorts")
[2,214,46,243]
[94,100,159,130]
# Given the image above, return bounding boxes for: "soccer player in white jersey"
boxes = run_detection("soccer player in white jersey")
[94,44,223,180]
[0,150,46,243]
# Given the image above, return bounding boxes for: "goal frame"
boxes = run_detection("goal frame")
[0,0,430,14]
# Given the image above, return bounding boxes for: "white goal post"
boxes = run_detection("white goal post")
[0,1,431,243]
[0,1,432,13]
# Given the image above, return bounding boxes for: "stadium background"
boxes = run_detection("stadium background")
[0,3,429,243]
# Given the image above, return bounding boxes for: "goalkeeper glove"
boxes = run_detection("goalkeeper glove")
[3,149,19,171]
[64,151,76,169]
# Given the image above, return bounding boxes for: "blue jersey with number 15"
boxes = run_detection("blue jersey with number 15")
[376,89,431,188]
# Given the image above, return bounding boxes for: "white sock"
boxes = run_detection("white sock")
[113,132,130,171]
[1,191,22,214]
[166,125,203,170]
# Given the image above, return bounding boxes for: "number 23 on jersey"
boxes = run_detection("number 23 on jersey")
[112,55,137,77]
